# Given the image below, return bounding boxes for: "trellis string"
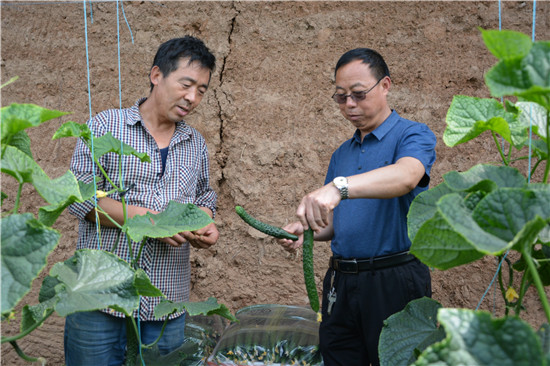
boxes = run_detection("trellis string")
[83,0,101,250]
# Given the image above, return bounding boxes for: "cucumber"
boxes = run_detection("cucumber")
[235,206,299,241]
[124,317,139,366]
[302,227,319,312]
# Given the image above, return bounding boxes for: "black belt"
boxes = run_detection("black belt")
[329,251,415,273]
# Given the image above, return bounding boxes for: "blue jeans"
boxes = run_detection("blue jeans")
[64,310,186,366]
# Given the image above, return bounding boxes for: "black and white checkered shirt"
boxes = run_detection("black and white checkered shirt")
[69,98,217,320]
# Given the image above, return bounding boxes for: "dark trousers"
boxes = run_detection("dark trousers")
[319,258,431,366]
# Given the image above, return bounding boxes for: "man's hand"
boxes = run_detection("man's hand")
[182,222,219,249]
[296,182,340,232]
[276,221,304,253]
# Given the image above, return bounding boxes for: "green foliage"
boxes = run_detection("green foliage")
[380,28,550,366]
[379,298,445,366]
[0,100,234,364]
[154,297,237,323]
[415,306,543,366]
[125,201,213,242]
[1,213,60,317]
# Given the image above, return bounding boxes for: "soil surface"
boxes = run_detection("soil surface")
[1,1,549,365]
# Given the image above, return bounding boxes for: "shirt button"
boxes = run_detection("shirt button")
[358,166,362,170]
[361,149,365,153]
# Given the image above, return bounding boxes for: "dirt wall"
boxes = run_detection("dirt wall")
[1,1,549,365]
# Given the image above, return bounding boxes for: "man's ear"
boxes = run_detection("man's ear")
[149,66,162,87]
[381,75,392,94]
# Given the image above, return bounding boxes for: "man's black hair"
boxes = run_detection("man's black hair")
[334,48,390,81]
[150,36,216,91]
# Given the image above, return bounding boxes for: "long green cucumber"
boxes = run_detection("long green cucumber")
[302,227,319,313]
[124,317,139,366]
[235,206,299,241]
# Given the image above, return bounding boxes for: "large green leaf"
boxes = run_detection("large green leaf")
[444,95,525,148]
[473,187,550,242]
[154,297,237,322]
[515,101,548,140]
[20,297,58,335]
[133,269,164,298]
[410,210,485,270]
[379,297,445,366]
[0,103,69,147]
[1,145,40,183]
[91,132,150,163]
[408,182,455,241]
[46,249,155,317]
[443,164,527,191]
[486,41,550,110]
[124,201,213,242]
[1,213,60,316]
[1,145,92,225]
[414,309,544,366]
[480,28,532,60]
[52,121,92,141]
[9,130,33,158]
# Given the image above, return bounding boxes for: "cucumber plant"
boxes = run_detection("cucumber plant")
[1,98,237,365]
[379,28,550,366]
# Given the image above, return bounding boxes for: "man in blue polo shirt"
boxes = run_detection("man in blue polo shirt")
[278,48,436,365]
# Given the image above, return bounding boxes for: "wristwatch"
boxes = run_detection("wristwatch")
[332,176,349,200]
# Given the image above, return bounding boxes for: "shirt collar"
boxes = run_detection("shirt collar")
[352,110,399,143]
[127,98,193,140]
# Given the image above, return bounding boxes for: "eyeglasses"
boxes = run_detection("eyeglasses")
[332,77,384,104]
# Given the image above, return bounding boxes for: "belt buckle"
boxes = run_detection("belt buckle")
[339,258,358,274]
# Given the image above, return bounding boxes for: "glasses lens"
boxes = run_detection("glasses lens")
[333,94,346,104]
[351,91,367,102]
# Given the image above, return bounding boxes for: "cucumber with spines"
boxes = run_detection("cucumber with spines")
[302,227,319,312]
[235,205,299,241]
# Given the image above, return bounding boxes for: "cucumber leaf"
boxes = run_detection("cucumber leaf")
[45,249,155,317]
[443,96,526,148]
[124,201,213,242]
[154,297,237,322]
[1,213,60,316]
[379,297,445,366]
[414,309,543,366]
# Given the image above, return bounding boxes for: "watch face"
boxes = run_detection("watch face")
[334,177,347,187]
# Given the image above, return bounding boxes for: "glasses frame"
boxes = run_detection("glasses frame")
[332,76,385,104]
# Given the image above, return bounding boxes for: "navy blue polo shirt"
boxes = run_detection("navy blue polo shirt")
[324,110,436,259]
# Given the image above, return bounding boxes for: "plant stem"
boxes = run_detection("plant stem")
[8,341,44,363]
[134,238,148,268]
[1,309,54,343]
[543,110,550,183]
[94,206,123,229]
[522,248,550,323]
[142,317,169,349]
[12,182,23,214]
[93,156,119,189]
[492,132,508,166]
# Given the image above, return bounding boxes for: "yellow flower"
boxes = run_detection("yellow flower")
[506,287,519,302]
[317,311,322,323]
[96,190,107,198]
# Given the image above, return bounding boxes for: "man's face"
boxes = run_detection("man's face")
[150,58,211,123]
[334,59,390,135]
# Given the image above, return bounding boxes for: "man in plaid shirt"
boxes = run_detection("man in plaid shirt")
[65,36,219,365]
